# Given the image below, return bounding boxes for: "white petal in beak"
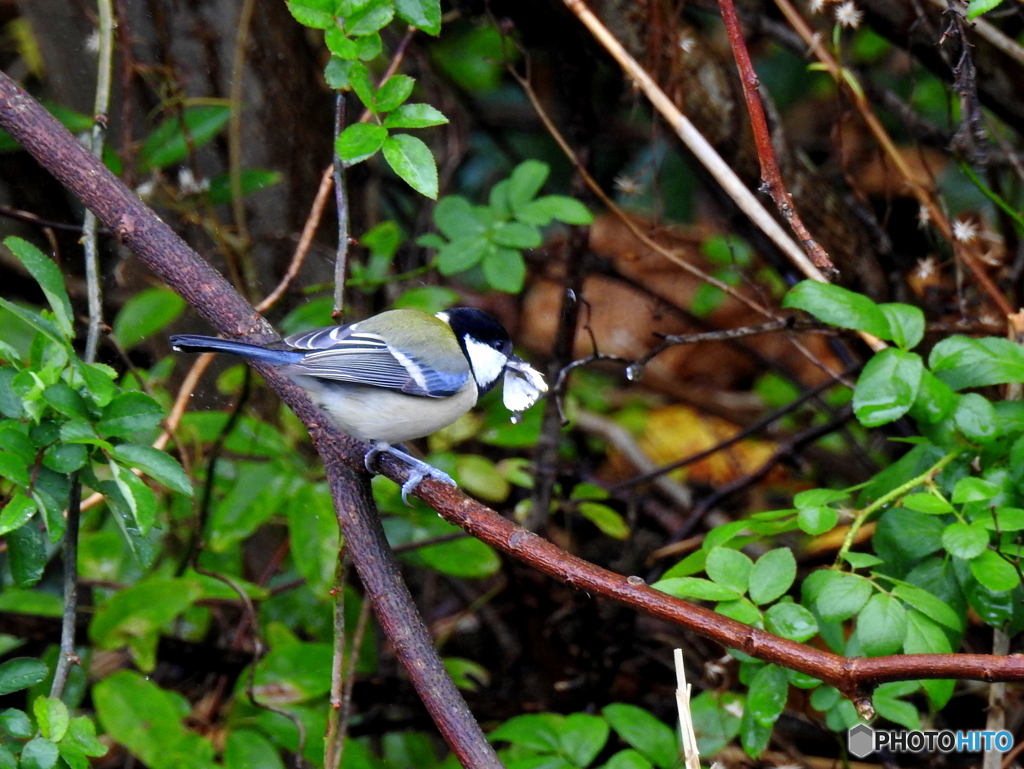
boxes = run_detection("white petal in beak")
[502,357,548,413]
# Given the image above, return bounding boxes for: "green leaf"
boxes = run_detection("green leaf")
[794,488,848,507]
[442,656,489,691]
[952,476,999,504]
[878,303,925,350]
[108,460,158,535]
[941,521,989,560]
[252,640,334,703]
[0,297,63,344]
[797,505,838,535]
[436,237,487,275]
[891,584,963,631]
[652,577,742,601]
[382,133,438,198]
[601,704,678,769]
[286,0,337,28]
[97,392,164,437]
[516,195,593,226]
[857,594,907,656]
[0,492,36,536]
[929,336,1024,390]
[42,382,91,420]
[455,454,511,503]
[355,32,382,60]
[0,708,33,740]
[749,548,797,605]
[746,664,787,726]
[224,729,285,769]
[482,247,526,293]
[901,493,953,514]
[383,103,449,129]
[89,577,204,672]
[578,502,629,539]
[764,602,818,642]
[953,392,1000,443]
[705,547,752,594]
[0,658,48,695]
[94,670,213,768]
[559,713,610,768]
[507,160,550,212]
[394,285,460,313]
[4,237,74,340]
[967,0,1006,19]
[139,105,231,171]
[390,512,500,578]
[345,0,394,35]
[604,750,654,769]
[109,444,193,495]
[335,123,388,166]
[286,483,340,599]
[433,196,488,239]
[909,370,956,424]
[0,370,24,418]
[65,716,108,757]
[75,361,118,407]
[843,552,884,568]
[34,696,69,742]
[0,450,31,488]
[112,287,186,350]
[374,75,415,112]
[903,609,952,654]
[981,507,1024,531]
[207,462,288,552]
[873,694,921,730]
[491,221,542,249]
[489,713,563,751]
[815,573,872,622]
[782,281,890,339]
[969,548,1019,591]
[21,738,59,769]
[739,707,772,758]
[394,0,441,34]
[853,348,923,427]
[7,520,46,587]
[331,59,376,107]
[207,169,282,205]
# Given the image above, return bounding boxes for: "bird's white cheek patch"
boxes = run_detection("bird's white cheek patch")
[464,336,508,388]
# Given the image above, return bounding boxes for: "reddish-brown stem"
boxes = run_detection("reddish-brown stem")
[0,68,501,769]
[717,0,837,278]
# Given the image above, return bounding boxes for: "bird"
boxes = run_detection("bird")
[169,307,548,501]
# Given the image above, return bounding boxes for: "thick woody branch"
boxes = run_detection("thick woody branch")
[0,69,500,769]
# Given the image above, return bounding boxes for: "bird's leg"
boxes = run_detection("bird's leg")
[364,442,456,504]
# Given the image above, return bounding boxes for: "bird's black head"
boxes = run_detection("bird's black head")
[439,307,513,392]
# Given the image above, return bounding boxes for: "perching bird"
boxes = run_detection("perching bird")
[170,307,547,500]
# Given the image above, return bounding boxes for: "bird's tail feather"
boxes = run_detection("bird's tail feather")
[169,335,301,365]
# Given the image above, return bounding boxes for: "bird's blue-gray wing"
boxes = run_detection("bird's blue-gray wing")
[282,329,468,397]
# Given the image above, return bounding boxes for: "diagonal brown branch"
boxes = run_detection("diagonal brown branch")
[0,69,501,769]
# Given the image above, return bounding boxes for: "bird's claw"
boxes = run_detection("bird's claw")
[363,443,456,505]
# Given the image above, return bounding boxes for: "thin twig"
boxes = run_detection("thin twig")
[325,555,347,769]
[332,95,350,318]
[717,0,837,277]
[52,0,114,701]
[257,164,336,313]
[560,0,829,285]
[609,364,856,493]
[335,593,373,766]
[228,0,256,251]
[773,0,1014,320]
